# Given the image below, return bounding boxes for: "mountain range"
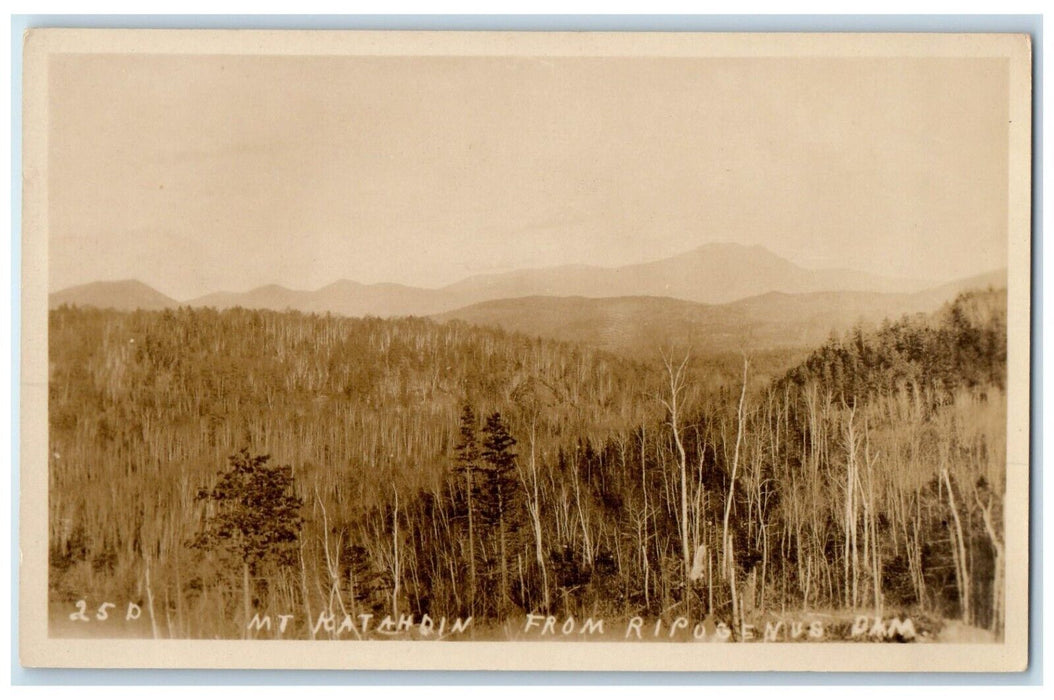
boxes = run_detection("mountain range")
[52,243,936,313]
[49,243,1006,356]
[442,242,929,307]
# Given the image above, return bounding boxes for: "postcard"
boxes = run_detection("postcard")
[20,29,1032,671]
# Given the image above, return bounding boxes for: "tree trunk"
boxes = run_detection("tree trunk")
[722,357,749,629]
[942,467,971,624]
[242,560,251,640]
[571,459,593,567]
[299,542,314,640]
[499,510,508,616]
[844,408,858,609]
[466,468,476,618]
[641,426,651,610]
[976,494,1004,635]
[145,555,160,640]
[520,422,549,611]
[392,488,401,621]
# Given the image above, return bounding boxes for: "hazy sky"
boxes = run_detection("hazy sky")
[48,54,1010,300]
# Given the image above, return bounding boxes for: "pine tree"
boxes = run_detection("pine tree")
[480,411,519,616]
[193,448,303,633]
[453,404,480,616]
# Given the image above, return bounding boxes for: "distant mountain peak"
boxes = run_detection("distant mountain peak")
[254,282,292,291]
[693,240,762,251]
[49,279,178,311]
[318,279,363,291]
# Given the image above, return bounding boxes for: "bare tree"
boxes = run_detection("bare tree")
[659,349,693,592]
[722,356,749,630]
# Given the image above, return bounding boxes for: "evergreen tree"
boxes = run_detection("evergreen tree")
[193,448,303,631]
[452,404,480,616]
[480,411,519,615]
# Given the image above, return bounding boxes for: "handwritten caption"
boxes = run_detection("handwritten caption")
[523,614,918,642]
[65,600,918,642]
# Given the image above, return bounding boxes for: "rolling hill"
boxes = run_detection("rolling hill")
[192,280,462,317]
[434,270,1008,357]
[48,280,179,311]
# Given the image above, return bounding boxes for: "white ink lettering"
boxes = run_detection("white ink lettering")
[247,613,272,632]
[70,600,89,622]
[669,617,689,638]
[524,613,545,633]
[885,618,916,640]
[312,611,336,635]
[96,602,115,621]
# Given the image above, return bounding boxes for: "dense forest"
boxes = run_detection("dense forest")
[47,288,1008,640]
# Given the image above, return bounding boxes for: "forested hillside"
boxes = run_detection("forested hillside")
[48,289,1007,640]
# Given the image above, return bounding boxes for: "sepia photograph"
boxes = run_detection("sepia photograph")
[19,29,1033,671]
